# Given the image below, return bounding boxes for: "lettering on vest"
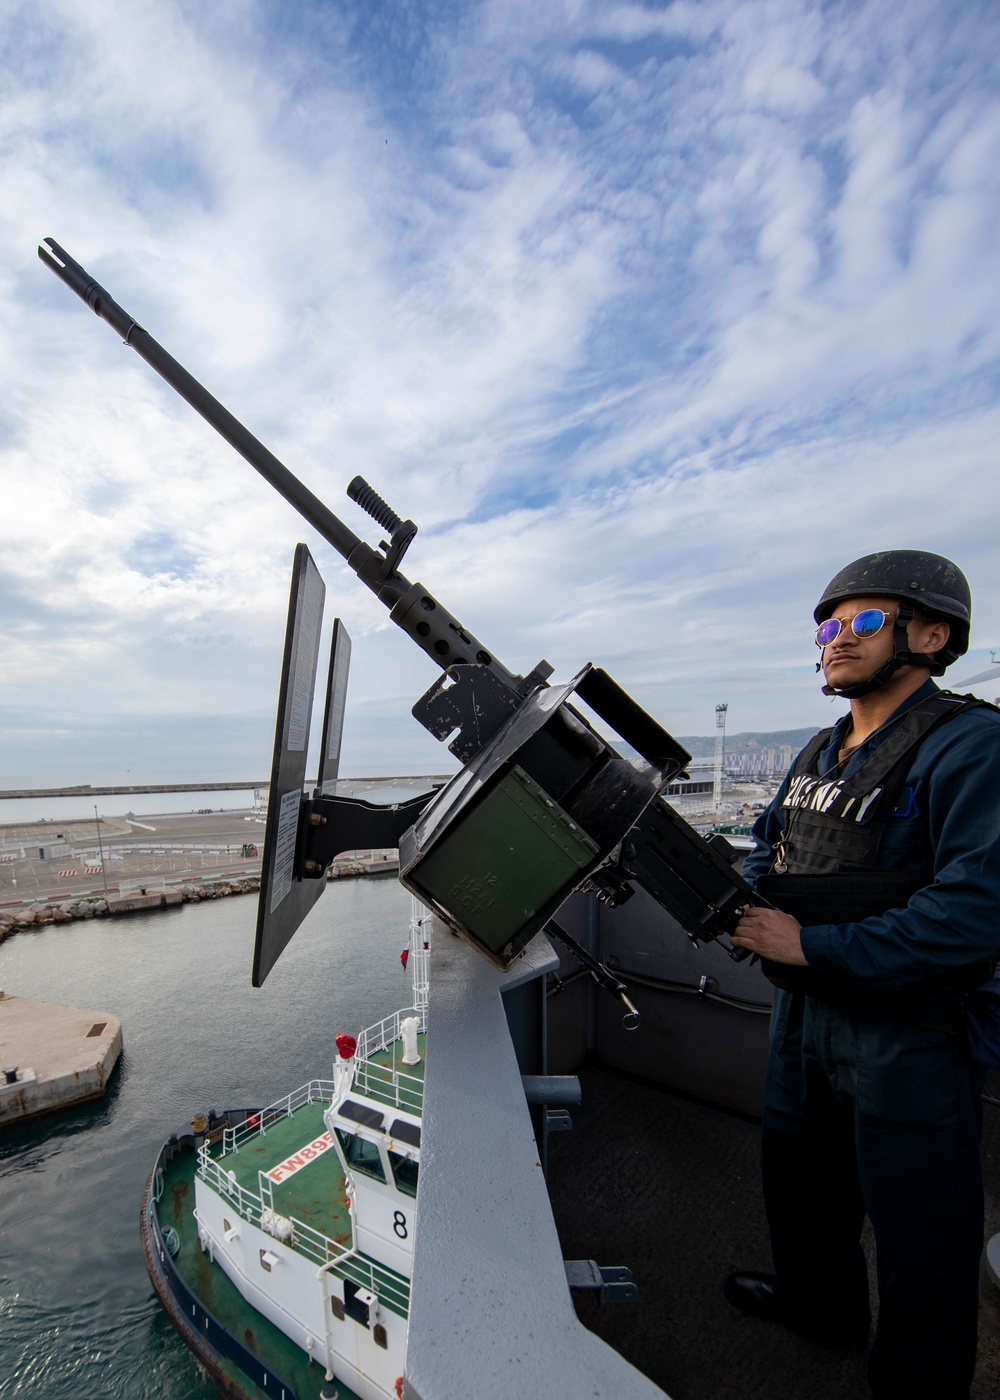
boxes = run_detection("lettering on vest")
[782,773,884,824]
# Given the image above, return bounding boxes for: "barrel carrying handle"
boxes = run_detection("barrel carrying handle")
[347,475,417,581]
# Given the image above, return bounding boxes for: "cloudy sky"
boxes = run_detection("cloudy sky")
[2,0,999,788]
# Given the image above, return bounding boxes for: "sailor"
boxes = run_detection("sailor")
[727,550,1000,1400]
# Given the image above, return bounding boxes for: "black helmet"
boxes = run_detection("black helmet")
[814,550,971,695]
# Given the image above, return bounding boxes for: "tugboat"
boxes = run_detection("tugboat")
[141,905,430,1400]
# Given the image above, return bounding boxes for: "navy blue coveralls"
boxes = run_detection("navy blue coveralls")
[742,679,1000,1399]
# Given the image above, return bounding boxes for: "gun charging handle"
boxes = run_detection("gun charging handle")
[548,920,640,1030]
[347,475,417,582]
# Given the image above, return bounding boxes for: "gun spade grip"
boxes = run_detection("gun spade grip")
[347,476,403,534]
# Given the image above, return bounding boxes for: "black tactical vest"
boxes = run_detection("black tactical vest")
[755,691,997,1031]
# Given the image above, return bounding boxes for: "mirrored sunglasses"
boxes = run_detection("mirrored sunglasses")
[815,608,894,649]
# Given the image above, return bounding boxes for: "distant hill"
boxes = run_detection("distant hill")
[676,728,821,761]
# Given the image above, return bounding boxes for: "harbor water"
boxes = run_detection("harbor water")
[0,876,414,1398]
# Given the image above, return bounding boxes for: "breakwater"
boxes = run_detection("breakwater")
[0,856,400,945]
[0,877,261,944]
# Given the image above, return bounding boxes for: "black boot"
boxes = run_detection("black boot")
[724,1271,870,1343]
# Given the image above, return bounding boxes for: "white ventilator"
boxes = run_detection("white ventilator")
[401,1015,421,1065]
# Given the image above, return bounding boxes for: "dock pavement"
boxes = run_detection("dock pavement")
[0,991,123,1126]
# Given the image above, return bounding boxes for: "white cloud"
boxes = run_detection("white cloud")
[1,0,999,788]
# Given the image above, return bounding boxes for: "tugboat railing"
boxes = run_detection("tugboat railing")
[217,1079,339,1155]
[351,1058,424,1114]
[144,1154,300,1400]
[206,1015,426,1162]
[353,1006,427,1113]
[211,1034,425,1163]
[198,1146,268,1229]
[356,1005,427,1060]
[195,1145,410,1317]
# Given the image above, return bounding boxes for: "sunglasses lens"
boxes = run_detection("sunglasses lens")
[816,619,841,647]
[852,609,886,639]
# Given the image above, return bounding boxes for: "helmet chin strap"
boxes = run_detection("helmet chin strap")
[818,604,938,698]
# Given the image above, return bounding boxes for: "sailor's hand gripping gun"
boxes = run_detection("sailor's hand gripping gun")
[39,238,763,1014]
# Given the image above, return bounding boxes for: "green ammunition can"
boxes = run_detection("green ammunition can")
[409,765,598,955]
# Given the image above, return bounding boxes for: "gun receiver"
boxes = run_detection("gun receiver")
[39,237,763,983]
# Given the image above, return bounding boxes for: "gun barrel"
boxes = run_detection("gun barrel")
[39,237,524,689]
[38,239,366,570]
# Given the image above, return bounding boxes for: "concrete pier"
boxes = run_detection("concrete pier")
[0,992,122,1125]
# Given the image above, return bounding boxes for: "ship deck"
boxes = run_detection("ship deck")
[548,1063,1000,1400]
[213,1098,353,1246]
[159,1140,362,1400]
[206,1035,425,1251]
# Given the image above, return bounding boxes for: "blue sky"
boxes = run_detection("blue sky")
[2,0,1000,786]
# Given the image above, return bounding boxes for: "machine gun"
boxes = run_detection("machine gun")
[39,238,765,1006]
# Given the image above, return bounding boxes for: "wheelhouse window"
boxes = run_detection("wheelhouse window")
[388,1150,419,1198]
[335,1128,386,1183]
